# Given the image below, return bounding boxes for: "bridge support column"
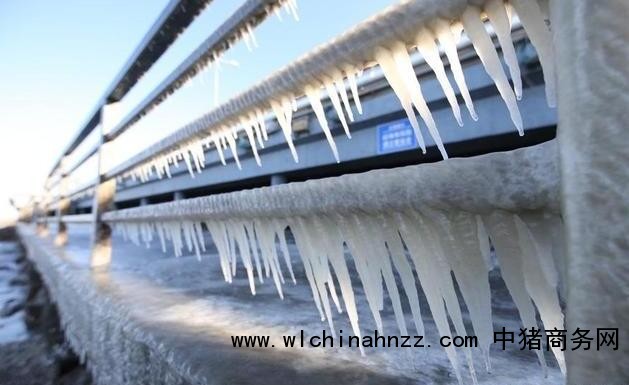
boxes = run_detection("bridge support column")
[552,0,629,382]
[90,102,119,269]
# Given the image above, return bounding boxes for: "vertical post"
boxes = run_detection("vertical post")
[37,182,50,237]
[551,0,629,382]
[54,159,70,246]
[90,102,119,268]
[173,191,184,201]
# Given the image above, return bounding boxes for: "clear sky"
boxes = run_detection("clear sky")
[0,0,397,225]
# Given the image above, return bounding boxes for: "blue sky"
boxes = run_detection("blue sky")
[0,0,397,223]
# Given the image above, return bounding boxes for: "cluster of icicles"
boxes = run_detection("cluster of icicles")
[123,1,300,183]
[123,0,554,183]
[116,208,565,383]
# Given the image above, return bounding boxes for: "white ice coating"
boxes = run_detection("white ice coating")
[123,0,556,183]
[114,206,565,384]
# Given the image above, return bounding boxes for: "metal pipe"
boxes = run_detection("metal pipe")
[104,140,559,223]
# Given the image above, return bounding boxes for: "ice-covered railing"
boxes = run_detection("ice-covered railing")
[34,0,299,252]
[106,0,300,142]
[112,0,555,183]
[105,141,565,383]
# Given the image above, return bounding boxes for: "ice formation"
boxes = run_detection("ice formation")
[114,208,565,383]
[109,140,565,383]
[121,0,556,184]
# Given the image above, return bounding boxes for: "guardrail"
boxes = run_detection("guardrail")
[32,0,555,270]
[35,0,293,265]
[19,1,629,381]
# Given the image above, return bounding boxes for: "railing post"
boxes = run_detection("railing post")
[551,0,629,382]
[90,102,119,268]
[36,196,49,237]
[54,159,70,246]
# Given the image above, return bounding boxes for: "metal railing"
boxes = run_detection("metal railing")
[36,0,289,266]
[34,0,545,269]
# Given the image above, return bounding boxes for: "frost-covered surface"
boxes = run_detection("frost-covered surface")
[551,0,629,382]
[96,143,564,383]
[111,0,556,182]
[19,219,563,385]
[107,141,559,223]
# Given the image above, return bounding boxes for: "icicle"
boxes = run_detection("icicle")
[485,0,522,100]
[270,99,299,162]
[337,215,386,330]
[374,46,427,153]
[256,110,268,140]
[330,69,354,122]
[249,113,265,149]
[240,118,262,166]
[390,42,448,159]
[361,215,408,336]
[461,7,523,135]
[211,134,226,165]
[415,29,463,126]
[381,214,425,336]
[511,0,556,107]
[223,128,242,170]
[244,221,264,284]
[242,29,253,52]
[273,219,296,284]
[323,78,351,139]
[343,66,363,114]
[513,215,566,374]
[273,5,283,22]
[482,212,549,375]
[283,0,299,21]
[395,211,463,384]
[290,218,328,324]
[305,85,340,162]
[438,210,494,373]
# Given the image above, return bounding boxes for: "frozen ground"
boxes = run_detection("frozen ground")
[19,222,563,385]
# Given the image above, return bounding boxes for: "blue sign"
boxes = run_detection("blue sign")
[377,118,418,154]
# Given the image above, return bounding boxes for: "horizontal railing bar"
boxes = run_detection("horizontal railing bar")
[106,0,282,143]
[104,0,214,104]
[67,180,98,201]
[42,214,92,224]
[62,214,93,223]
[47,0,214,178]
[66,142,100,176]
[104,16,525,181]
[103,141,559,223]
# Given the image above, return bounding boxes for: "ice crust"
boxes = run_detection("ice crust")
[118,0,556,184]
[106,142,564,383]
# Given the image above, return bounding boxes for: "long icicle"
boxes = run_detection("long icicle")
[485,0,523,100]
[374,46,427,153]
[461,6,523,135]
[416,29,464,126]
[390,42,448,159]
